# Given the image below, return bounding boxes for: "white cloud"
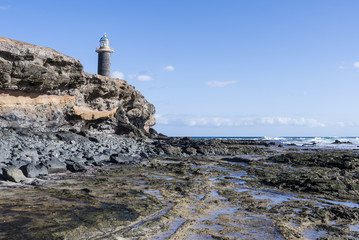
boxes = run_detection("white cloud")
[155,114,327,128]
[258,117,326,127]
[127,73,154,81]
[128,74,137,79]
[0,5,10,10]
[353,62,359,69]
[137,75,153,81]
[164,65,175,71]
[112,71,125,79]
[206,80,237,87]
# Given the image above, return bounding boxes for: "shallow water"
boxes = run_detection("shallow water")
[209,190,227,200]
[231,215,286,240]
[350,223,359,233]
[2,152,359,239]
[192,224,225,231]
[317,198,359,208]
[251,189,298,205]
[143,189,164,198]
[186,234,216,240]
[196,206,239,223]
[151,218,186,240]
[302,229,328,240]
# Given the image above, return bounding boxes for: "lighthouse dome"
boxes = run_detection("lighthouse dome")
[99,34,110,48]
[100,34,108,41]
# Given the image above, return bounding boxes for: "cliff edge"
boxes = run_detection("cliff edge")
[0,36,156,138]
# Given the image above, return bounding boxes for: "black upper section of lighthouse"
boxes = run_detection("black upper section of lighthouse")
[96,34,114,77]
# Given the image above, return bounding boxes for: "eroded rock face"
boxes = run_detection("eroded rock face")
[0,36,156,137]
[0,37,84,90]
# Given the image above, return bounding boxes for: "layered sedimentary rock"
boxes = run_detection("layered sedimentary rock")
[0,36,156,137]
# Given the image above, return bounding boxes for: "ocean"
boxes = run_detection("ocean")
[192,136,359,150]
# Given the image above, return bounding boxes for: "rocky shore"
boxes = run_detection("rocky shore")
[1,36,359,239]
[0,126,269,183]
[1,135,359,239]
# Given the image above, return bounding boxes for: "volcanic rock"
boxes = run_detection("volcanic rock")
[46,158,67,174]
[333,140,353,144]
[66,162,86,172]
[0,36,156,138]
[20,163,48,178]
[2,166,26,182]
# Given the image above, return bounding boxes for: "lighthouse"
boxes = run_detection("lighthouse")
[96,34,114,77]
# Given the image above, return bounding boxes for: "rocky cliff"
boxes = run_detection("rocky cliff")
[0,36,156,138]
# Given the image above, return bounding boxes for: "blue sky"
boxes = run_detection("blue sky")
[1,0,359,136]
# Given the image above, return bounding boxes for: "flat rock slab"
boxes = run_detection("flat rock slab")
[46,158,67,174]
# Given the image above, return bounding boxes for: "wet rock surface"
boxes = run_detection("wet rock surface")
[0,135,359,239]
[249,150,359,201]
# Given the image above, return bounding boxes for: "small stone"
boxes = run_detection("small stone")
[69,146,78,152]
[92,154,108,163]
[2,167,26,182]
[10,159,31,168]
[139,152,149,159]
[20,163,48,178]
[185,147,197,155]
[20,149,39,161]
[0,154,10,164]
[46,158,67,174]
[103,149,113,155]
[50,151,60,158]
[83,151,94,159]
[67,162,86,172]
[162,145,182,155]
[69,156,86,163]
[89,137,99,143]
[110,154,134,164]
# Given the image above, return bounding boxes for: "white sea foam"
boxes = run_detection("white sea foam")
[264,136,286,141]
[192,136,359,150]
[281,137,359,150]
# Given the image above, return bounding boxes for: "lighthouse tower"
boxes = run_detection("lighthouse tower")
[96,34,114,77]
